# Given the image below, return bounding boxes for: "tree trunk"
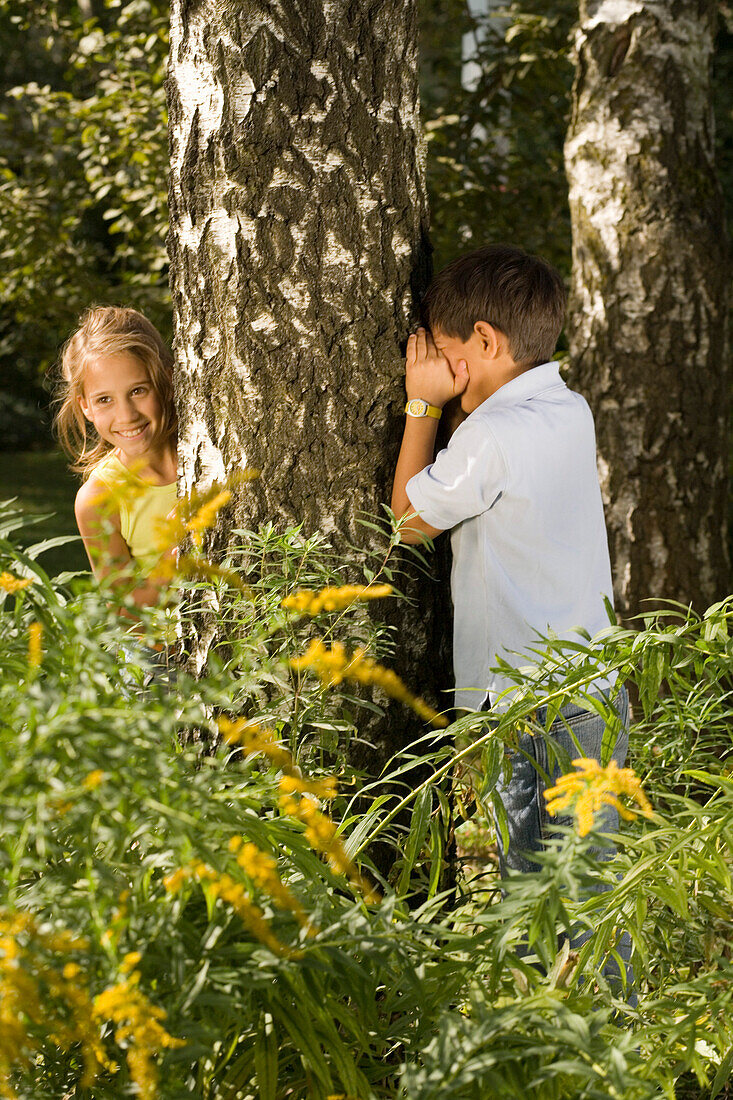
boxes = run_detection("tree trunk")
[564,0,729,618]
[166,0,450,760]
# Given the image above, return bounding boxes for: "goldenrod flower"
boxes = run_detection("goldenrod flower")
[27,622,42,669]
[278,780,380,906]
[184,489,231,549]
[120,952,142,975]
[544,758,653,837]
[82,770,105,791]
[0,572,31,594]
[230,838,311,930]
[279,773,338,801]
[162,867,188,894]
[0,910,108,1095]
[155,471,259,553]
[218,713,377,904]
[217,718,293,769]
[164,862,296,957]
[290,639,448,728]
[282,583,393,616]
[93,972,184,1100]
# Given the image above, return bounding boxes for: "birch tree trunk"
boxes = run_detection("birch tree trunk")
[167,0,449,756]
[565,0,729,618]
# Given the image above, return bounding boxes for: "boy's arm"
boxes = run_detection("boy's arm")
[390,328,468,545]
[391,417,443,544]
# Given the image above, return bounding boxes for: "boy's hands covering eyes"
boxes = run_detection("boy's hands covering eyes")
[405,328,469,407]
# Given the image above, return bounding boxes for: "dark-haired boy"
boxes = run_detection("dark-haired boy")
[391,245,630,927]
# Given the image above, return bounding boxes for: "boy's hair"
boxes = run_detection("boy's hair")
[420,244,567,366]
[53,306,176,479]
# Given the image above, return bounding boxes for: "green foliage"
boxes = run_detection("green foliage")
[1,504,733,1098]
[420,0,576,275]
[0,0,169,444]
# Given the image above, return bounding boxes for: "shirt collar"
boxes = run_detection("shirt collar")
[472,361,565,414]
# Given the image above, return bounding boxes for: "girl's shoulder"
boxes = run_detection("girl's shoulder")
[75,453,128,524]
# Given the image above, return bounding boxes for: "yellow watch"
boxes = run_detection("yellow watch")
[405,398,442,420]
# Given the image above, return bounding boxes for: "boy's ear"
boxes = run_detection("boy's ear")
[473,320,501,358]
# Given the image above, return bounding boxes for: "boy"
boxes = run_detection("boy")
[390,243,630,886]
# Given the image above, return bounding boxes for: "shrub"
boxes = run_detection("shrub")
[1,500,732,1098]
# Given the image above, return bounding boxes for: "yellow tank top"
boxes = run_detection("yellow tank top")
[92,452,178,575]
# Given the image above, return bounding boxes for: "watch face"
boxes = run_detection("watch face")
[408,399,427,416]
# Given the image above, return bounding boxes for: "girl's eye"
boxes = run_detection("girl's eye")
[131,386,148,396]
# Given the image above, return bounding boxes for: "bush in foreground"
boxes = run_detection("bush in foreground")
[0,500,732,1098]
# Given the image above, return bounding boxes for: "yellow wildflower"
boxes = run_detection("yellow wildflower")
[93,973,184,1100]
[162,867,188,895]
[120,952,142,975]
[282,583,393,616]
[27,622,42,669]
[0,910,109,1095]
[217,717,293,769]
[149,474,258,595]
[279,773,338,801]
[232,839,311,929]
[184,489,231,549]
[90,460,149,515]
[163,862,296,957]
[544,758,653,837]
[290,639,448,728]
[155,471,259,553]
[82,769,105,791]
[278,781,380,906]
[0,572,31,594]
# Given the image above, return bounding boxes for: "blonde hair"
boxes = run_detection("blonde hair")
[53,306,177,479]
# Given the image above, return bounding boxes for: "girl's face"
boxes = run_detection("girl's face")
[79,353,166,462]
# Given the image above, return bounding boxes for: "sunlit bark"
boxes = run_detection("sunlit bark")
[167,1,449,756]
[565,0,729,616]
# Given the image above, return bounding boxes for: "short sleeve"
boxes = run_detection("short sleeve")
[406,417,507,531]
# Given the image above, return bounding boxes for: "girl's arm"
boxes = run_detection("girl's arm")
[74,479,167,610]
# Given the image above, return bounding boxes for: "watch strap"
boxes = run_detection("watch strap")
[405,399,442,420]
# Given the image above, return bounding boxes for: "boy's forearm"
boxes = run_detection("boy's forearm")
[391,416,440,519]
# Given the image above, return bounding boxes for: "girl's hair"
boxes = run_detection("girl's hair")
[54,306,177,479]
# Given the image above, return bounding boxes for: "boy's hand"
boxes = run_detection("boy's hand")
[405,328,469,407]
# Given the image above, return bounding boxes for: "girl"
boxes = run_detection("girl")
[55,306,178,608]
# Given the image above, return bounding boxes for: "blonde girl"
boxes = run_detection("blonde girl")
[55,306,178,608]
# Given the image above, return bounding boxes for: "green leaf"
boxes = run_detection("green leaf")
[398,786,432,894]
[254,1012,278,1100]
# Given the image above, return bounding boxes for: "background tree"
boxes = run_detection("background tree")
[565,0,730,618]
[420,0,576,274]
[167,0,453,755]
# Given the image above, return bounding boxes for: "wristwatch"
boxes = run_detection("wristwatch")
[405,398,442,420]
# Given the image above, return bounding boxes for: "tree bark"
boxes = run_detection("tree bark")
[565,0,730,618]
[167,0,450,758]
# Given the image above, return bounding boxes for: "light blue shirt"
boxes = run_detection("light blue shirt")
[406,361,616,710]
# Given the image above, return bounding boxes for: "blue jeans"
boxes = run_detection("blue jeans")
[492,685,635,998]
